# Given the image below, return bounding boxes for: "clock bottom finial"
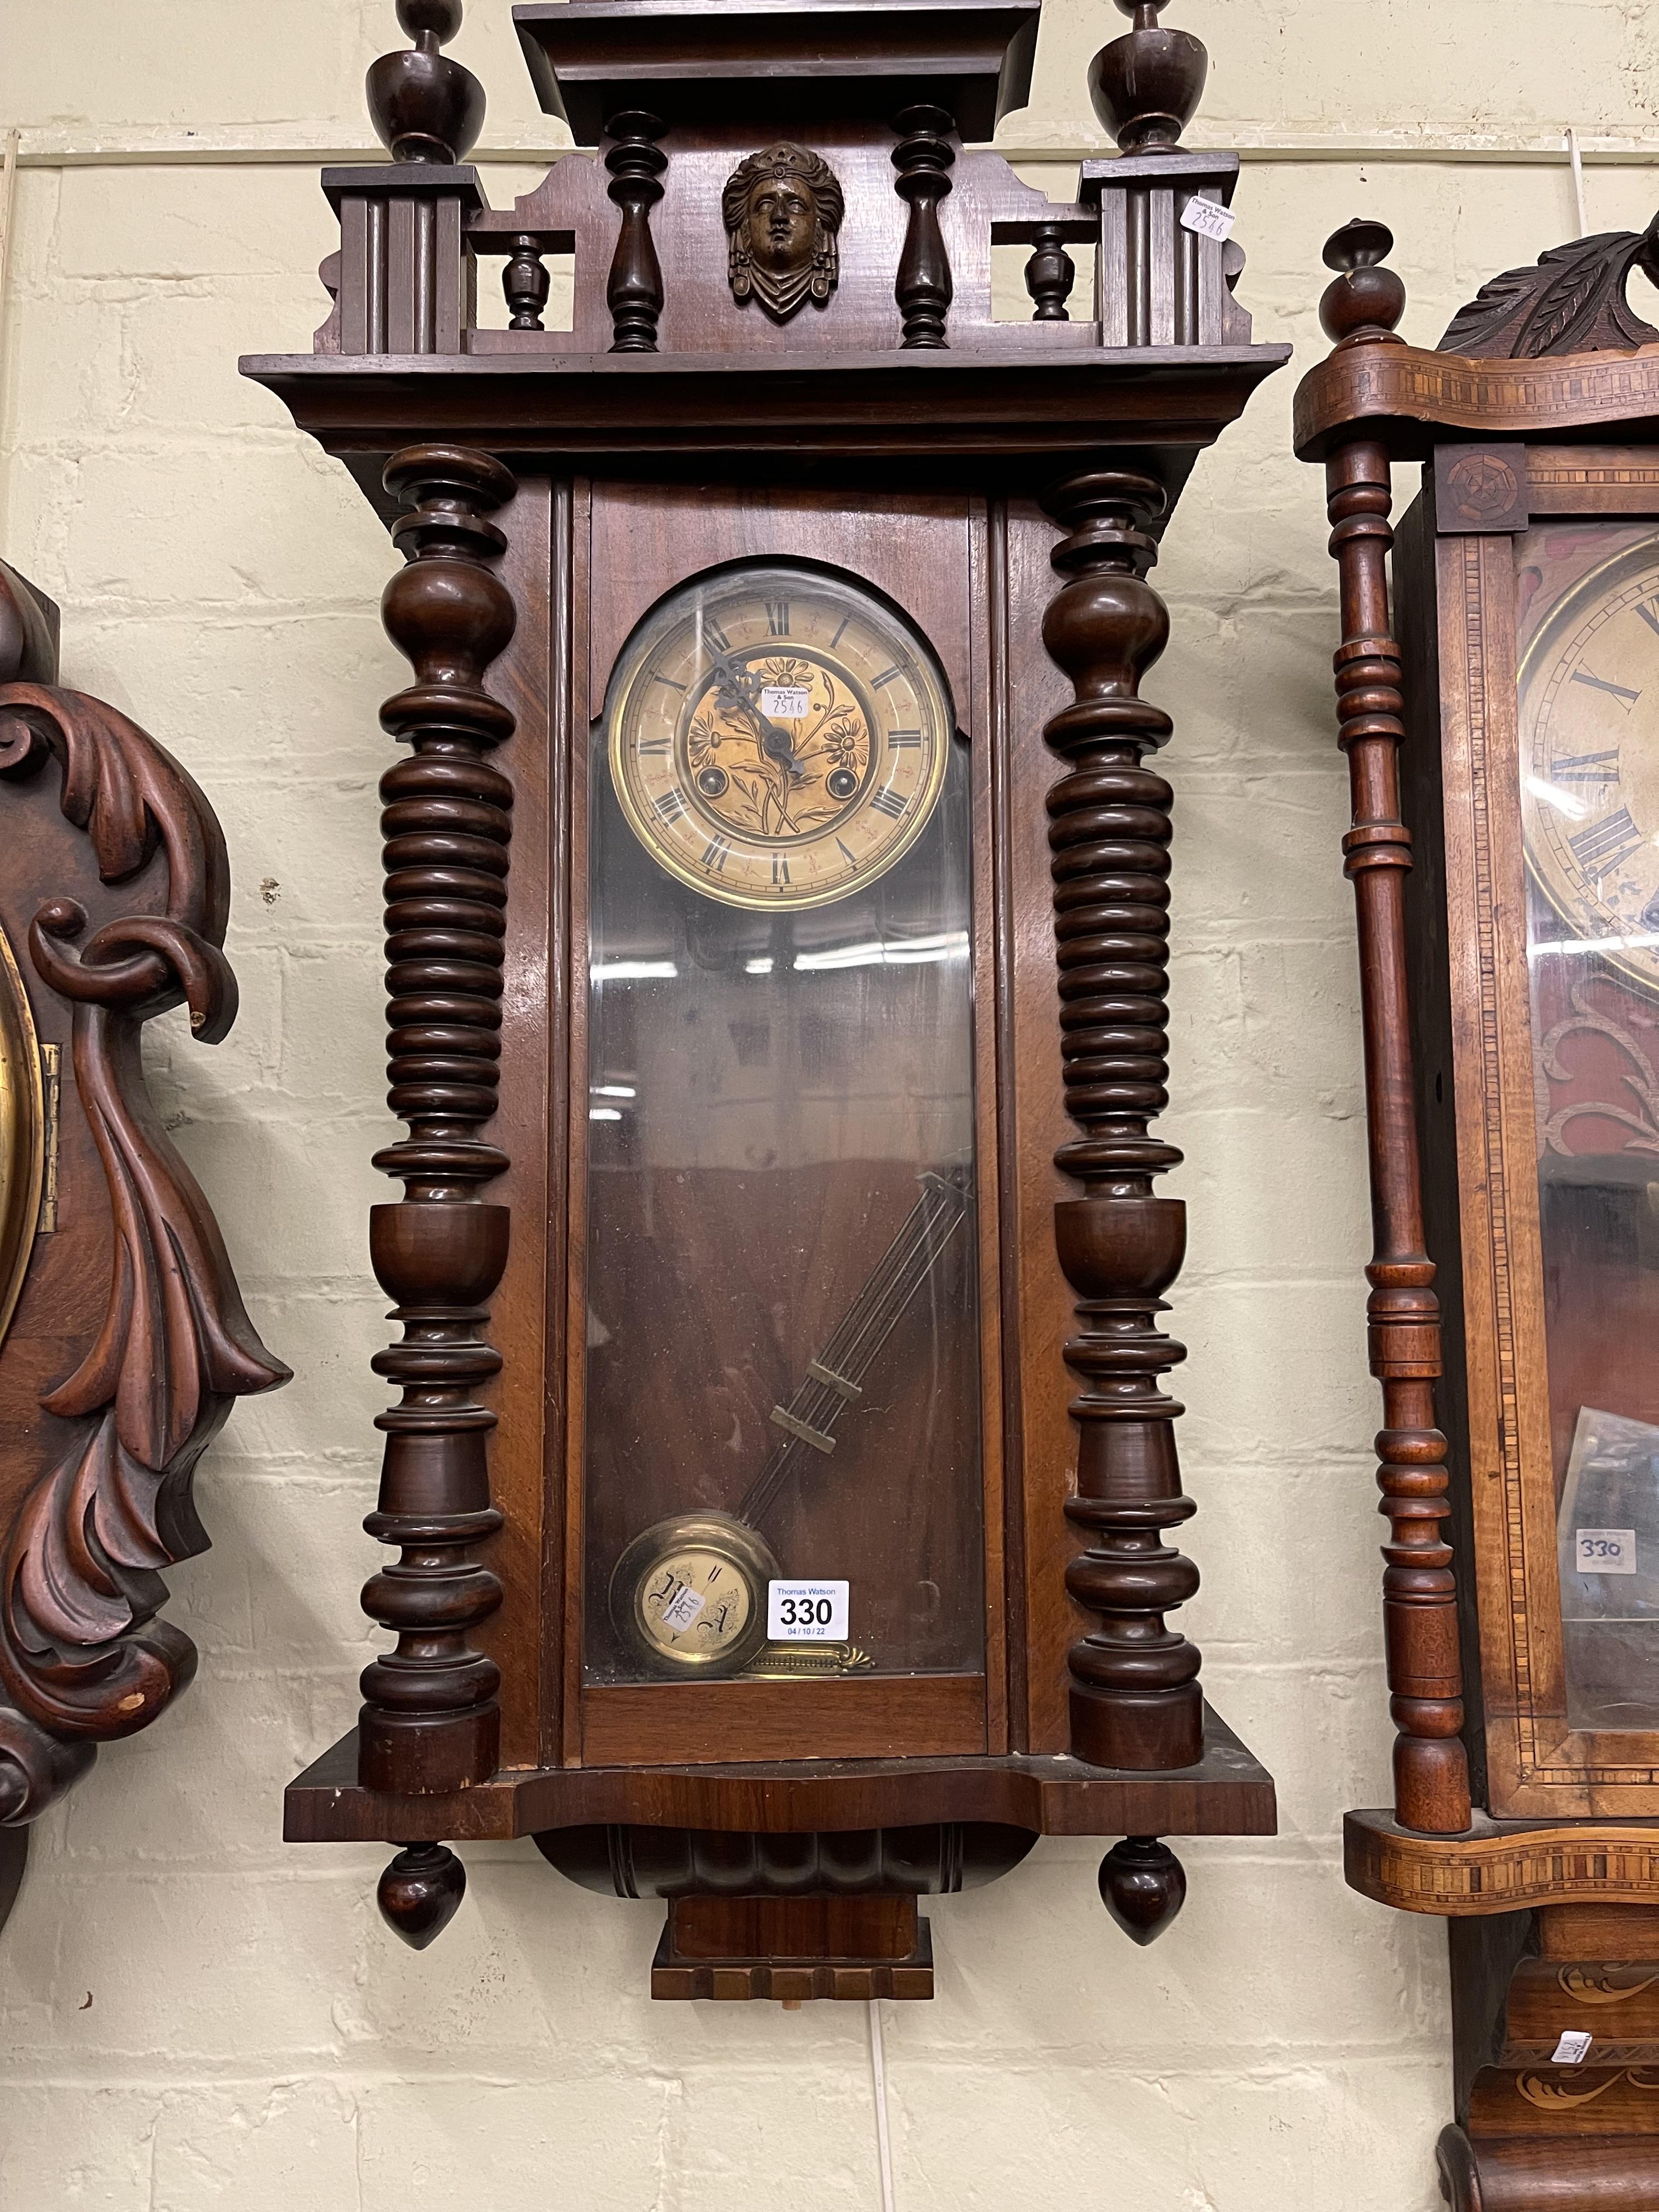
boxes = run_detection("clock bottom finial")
[1098,1836,1187,1945]
[378,1842,467,1949]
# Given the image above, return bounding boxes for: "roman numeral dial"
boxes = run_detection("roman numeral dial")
[607,562,952,911]
[1521,545,1659,991]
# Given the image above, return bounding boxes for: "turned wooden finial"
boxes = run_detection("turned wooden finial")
[368,0,486,165]
[1319,217,1407,348]
[1088,0,1209,155]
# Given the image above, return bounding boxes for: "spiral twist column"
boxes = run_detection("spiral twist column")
[1041,466,1203,1774]
[358,443,517,1807]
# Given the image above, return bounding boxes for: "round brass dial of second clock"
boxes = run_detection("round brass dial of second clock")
[610,1512,780,1678]
[1521,536,1659,992]
[607,563,952,910]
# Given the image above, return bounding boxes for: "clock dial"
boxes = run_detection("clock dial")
[1521,537,1659,991]
[607,563,952,911]
[610,1513,778,1677]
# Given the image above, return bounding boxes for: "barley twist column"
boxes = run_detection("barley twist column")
[1041,465,1203,1775]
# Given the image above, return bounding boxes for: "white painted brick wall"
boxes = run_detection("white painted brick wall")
[1,4,1656,2207]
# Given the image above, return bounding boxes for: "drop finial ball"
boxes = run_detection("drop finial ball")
[1090,1,1208,155]
[1318,217,1407,347]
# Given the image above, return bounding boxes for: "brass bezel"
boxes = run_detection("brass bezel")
[609,1510,782,1679]
[604,558,954,912]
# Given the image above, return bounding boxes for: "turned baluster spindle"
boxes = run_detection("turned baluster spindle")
[504,234,550,331]
[359,443,519,1861]
[1025,225,1075,321]
[1319,220,1471,1837]
[1040,466,1203,1778]
[893,105,956,348]
[605,110,667,353]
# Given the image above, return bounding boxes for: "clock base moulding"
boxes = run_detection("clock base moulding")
[287,1710,1273,1995]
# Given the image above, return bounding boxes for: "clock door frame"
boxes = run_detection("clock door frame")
[1399,444,1659,1819]
[558,476,1008,1767]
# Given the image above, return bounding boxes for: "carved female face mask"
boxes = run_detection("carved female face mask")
[723,144,844,322]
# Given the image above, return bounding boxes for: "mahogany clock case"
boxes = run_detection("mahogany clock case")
[255,0,1292,1981]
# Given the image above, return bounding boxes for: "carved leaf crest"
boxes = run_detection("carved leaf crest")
[1441,216,1659,359]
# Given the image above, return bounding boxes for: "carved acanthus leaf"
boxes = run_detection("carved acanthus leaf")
[1440,216,1659,359]
[0,681,288,1826]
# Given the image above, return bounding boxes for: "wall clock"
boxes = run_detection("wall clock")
[250,0,1290,1996]
[0,555,288,1938]
[1298,206,1659,2203]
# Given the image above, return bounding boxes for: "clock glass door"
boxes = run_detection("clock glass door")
[579,560,984,1692]
[1518,522,1659,1732]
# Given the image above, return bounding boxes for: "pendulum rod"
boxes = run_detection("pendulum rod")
[738,1169,970,1527]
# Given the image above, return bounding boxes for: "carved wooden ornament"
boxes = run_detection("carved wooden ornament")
[723,144,844,321]
[0,582,288,1864]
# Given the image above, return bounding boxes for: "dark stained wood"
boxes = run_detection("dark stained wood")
[652,1893,932,2001]
[535,1817,1036,1894]
[467,476,555,1775]
[892,105,955,348]
[512,0,1042,143]
[1039,466,1201,1774]
[376,1840,467,1950]
[242,349,1289,497]
[583,1675,986,1767]
[264,0,1287,1979]
[1440,215,1659,360]
[358,445,518,1809]
[0,653,287,1835]
[1098,1833,1186,1943]
[603,113,668,353]
[285,1702,1274,1840]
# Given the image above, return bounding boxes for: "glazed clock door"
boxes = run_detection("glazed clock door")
[1517,521,1659,1749]
[571,495,994,1763]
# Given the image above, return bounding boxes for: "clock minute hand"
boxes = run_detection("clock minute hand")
[736,1167,972,1530]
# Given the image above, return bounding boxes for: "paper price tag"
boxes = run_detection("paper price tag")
[1576,1527,1638,1575]
[760,684,811,720]
[660,1583,706,1633]
[1552,2030,1593,2066]
[768,1579,850,1641]
[1180,195,1237,244]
